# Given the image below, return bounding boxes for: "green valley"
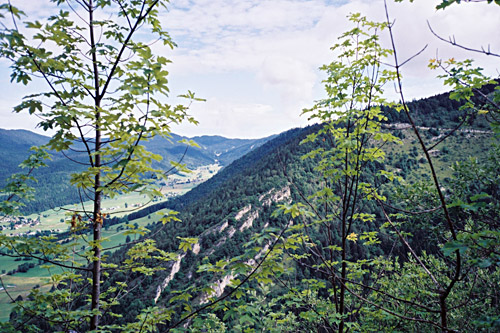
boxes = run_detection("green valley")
[1,85,498,331]
[0,163,222,321]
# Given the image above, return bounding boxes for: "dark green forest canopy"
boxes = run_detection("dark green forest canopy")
[1,83,493,215]
[2,79,498,331]
[1,0,499,330]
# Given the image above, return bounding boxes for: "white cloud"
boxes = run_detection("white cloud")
[258,55,316,104]
[172,98,293,138]
[1,0,499,138]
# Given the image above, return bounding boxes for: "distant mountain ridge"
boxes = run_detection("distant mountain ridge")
[125,125,316,220]
[1,83,494,215]
[145,133,275,168]
[0,128,275,214]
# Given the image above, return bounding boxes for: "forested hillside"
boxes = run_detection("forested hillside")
[114,83,497,222]
[89,85,497,330]
[2,86,498,332]
[383,83,497,130]
[0,129,47,177]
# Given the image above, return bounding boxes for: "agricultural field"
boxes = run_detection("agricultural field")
[0,208,168,321]
[0,164,221,236]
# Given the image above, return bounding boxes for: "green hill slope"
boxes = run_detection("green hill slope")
[2,87,498,330]
[99,89,498,329]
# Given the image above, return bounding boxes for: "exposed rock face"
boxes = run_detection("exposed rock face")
[192,242,201,255]
[214,226,236,249]
[259,186,291,206]
[239,210,259,232]
[235,205,252,220]
[218,221,229,232]
[199,243,271,304]
[227,226,236,238]
[212,274,234,299]
[154,253,185,303]
[154,186,292,304]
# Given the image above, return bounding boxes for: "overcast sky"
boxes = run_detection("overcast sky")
[0,0,499,138]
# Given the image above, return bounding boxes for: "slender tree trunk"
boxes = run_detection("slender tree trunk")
[89,0,102,329]
[90,162,102,330]
[439,295,448,333]
[338,120,352,333]
[90,118,102,330]
[338,182,348,333]
[338,245,346,333]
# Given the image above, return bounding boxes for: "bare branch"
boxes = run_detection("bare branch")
[428,21,500,58]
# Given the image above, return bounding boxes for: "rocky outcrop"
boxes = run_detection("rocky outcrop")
[218,221,229,232]
[259,186,291,207]
[239,210,259,232]
[199,243,271,304]
[235,205,252,220]
[154,186,292,304]
[192,242,201,255]
[154,253,186,303]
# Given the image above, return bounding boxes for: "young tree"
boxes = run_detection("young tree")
[277,2,499,332]
[229,2,500,332]
[0,0,201,330]
[272,14,403,332]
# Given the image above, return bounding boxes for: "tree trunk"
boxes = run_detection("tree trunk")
[90,117,102,330]
[89,0,102,328]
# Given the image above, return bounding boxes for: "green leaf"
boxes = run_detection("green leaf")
[442,241,468,257]
[177,237,198,252]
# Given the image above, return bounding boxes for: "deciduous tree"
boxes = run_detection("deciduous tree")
[0,0,201,330]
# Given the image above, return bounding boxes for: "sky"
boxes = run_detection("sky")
[0,0,499,139]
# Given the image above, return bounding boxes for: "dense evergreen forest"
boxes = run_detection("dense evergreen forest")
[3,82,499,332]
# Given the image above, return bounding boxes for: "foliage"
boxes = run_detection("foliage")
[0,0,202,331]
[395,0,500,10]
[246,3,500,332]
[267,13,403,331]
[1,0,499,332]
[0,129,272,214]
[178,6,500,333]
[0,147,49,215]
